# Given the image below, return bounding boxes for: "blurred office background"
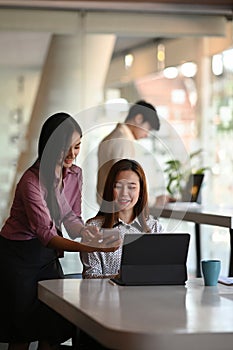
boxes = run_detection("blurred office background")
[0,0,232,277]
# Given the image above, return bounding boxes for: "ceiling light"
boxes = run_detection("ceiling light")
[163,67,178,79]
[157,44,165,62]
[124,54,134,69]
[212,54,223,76]
[180,62,197,78]
[157,44,165,70]
[223,49,233,72]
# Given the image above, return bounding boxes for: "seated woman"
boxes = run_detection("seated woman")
[81,158,163,279]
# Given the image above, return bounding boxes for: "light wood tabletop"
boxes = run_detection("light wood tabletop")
[38,277,233,350]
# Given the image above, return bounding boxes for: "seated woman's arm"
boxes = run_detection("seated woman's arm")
[80,250,104,278]
[80,217,107,278]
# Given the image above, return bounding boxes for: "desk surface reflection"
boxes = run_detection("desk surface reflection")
[38,278,233,350]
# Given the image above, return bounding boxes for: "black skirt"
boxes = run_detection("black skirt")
[0,235,75,344]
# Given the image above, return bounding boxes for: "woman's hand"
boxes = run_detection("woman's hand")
[80,225,102,243]
[98,228,122,252]
[47,229,122,253]
[81,228,122,252]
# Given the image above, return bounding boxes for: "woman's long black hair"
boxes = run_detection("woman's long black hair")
[38,112,82,227]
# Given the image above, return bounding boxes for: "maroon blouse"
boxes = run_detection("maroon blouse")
[0,161,83,246]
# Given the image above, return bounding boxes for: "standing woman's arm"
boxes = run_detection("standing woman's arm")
[47,234,120,253]
[20,171,120,252]
[62,167,102,241]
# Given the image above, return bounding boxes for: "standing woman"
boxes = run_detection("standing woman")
[0,112,119,350]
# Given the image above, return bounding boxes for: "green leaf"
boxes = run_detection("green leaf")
[193,167,210,174]
[190,149,203,159]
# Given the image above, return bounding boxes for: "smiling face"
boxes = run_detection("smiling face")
[63,130,81,168]
[113,170,140,217]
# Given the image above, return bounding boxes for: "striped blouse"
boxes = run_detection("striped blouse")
[80,215,163,278]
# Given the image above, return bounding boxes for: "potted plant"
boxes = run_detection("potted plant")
[164,149,209,202]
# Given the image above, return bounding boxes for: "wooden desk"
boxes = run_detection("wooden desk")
[38,278,233,350]
[149,203,233,276]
